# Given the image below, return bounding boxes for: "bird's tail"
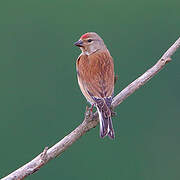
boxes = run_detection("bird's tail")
[96,98,115,139]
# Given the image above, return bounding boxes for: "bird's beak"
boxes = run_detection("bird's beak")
[74,40,83,47]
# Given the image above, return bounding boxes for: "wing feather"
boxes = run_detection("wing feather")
[76,50,114,103]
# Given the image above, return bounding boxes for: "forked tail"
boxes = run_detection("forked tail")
[96,98,115,139]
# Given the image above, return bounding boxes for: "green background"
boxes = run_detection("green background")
[0,0,180,179]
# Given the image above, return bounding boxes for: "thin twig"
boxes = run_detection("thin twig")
[1,37,180,180]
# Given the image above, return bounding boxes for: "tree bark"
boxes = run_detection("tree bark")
[1,37,180,180]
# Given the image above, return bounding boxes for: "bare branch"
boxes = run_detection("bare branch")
[2,37,180,180]
[112,37,180,107]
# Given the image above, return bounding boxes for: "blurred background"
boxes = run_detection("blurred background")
[0,0,180,179]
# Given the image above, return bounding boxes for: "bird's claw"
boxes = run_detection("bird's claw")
[85,106,94,122]
[110,107,117,117]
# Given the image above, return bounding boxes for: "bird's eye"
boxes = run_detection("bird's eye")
[87,39,93,42]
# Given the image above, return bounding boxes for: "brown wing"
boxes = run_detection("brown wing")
[76,50,114,103]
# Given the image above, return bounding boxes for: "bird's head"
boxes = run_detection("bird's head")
[74,32,106,55]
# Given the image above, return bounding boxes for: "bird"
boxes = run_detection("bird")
[74,32,115,139]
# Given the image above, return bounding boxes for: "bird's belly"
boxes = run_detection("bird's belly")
[77,76,94,105]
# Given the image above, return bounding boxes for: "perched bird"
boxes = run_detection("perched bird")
[74,32,115,139]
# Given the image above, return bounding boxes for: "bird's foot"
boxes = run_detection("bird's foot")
[90,104,94,112]
[110,106,117,117]
[84,106,94,122]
